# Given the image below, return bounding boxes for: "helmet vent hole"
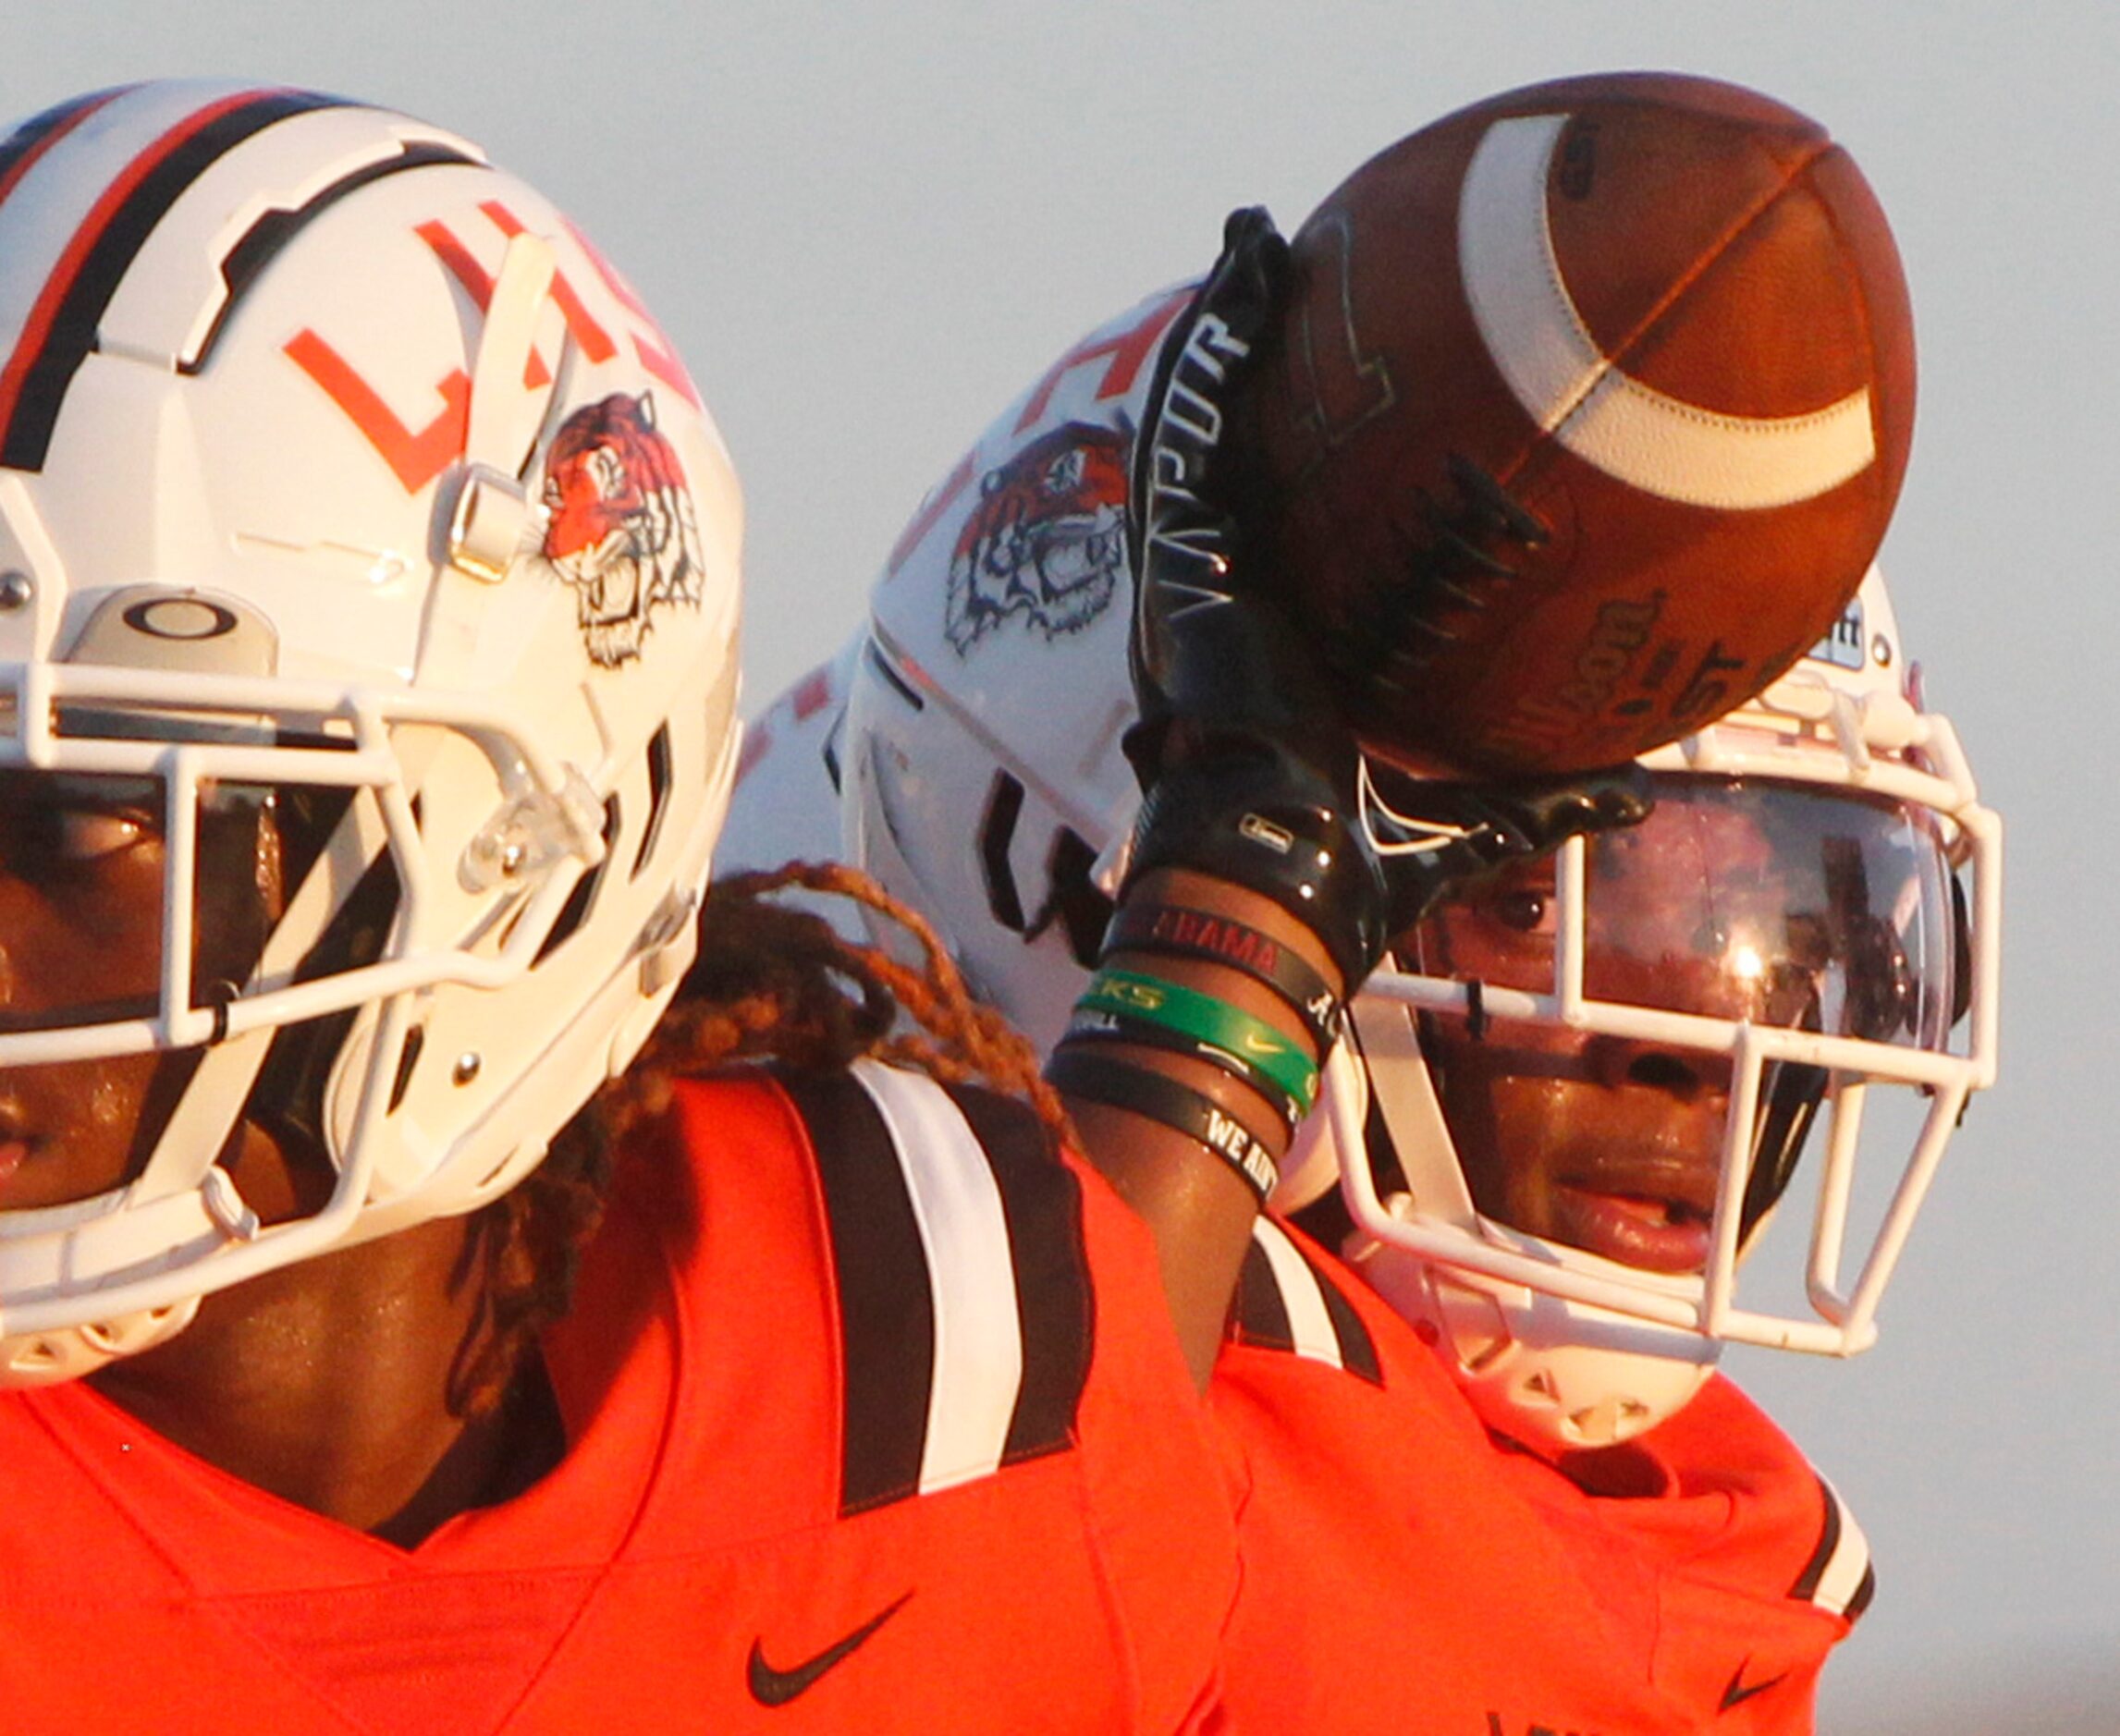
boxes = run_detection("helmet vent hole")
[387,1025,427,1111]
[631,724,672,880]
[473,1147,520,1191]
[1047,826,1114,969]
[534,796,619,966]
[978,771,1029,933]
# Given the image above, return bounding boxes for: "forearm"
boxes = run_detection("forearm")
[1052,867,1344,1387]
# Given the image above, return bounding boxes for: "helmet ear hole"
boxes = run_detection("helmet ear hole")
[1039,826,1112,969]
[630,723,673,880]
[533,796,619,967]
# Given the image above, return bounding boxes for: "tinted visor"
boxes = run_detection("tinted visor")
[1409,774,1960,1052]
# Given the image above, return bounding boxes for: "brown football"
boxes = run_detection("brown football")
[1232,71,1915,776]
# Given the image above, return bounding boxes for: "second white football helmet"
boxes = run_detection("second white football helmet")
[1334,570,1998,1446]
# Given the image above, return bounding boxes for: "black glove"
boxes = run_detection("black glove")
[1118,208,1651,994]
[1124,208,1324,773]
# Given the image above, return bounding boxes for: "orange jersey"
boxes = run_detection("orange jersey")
[0,1063,1238,1734]
[1212,1216,1869,1736]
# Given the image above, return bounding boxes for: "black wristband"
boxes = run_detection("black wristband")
[1060,1003,1307,1136]
[1102,901,1341,1050]
[1046,1047,1280,1202]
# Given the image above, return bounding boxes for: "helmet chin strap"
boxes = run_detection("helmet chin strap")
[1346,993,1479,1225]
[0,1295,203,1388]
[1355,1226,1720,1453]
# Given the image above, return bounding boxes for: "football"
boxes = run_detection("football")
[1232,71,1915,776]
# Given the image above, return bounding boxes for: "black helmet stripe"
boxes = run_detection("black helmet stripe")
[0,86,132,205]
[183,138,481,375]
[0,87,349,473]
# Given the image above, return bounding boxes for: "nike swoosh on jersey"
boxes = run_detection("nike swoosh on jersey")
[1719,1657,1790,1711]
[746,1591,913,1707]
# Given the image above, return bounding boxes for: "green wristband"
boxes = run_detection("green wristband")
[1074,969,1319,1112]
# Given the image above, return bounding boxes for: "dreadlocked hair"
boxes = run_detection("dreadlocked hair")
[449,859,1074,1416]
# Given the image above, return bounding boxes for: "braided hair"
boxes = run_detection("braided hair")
[449,861,1072,1414]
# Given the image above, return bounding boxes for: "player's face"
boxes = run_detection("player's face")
[0,772,300,1215]
[1403,777,1956,1274]
[0,772,170,1208]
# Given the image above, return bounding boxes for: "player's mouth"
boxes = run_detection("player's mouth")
[1550,1168,1718,1274]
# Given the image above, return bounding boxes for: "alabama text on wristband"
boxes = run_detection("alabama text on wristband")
[1075,968,1320,1113]
[1102,901,1341,1050]
[1046,1046,1280,1202]
[1121,758,1390,988]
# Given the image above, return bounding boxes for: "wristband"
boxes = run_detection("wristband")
[1046,1047,1280,1202]
[1078,969,1320,1106]
[1062,1005,1305,1136]
[1075,968,1320,1114]
[1102,901,1341,1050]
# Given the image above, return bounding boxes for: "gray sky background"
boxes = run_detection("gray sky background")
[5,5,2112,1728]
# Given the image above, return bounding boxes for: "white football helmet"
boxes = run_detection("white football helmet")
[0,83,743,1383]
[1335,568,1999,1448]
[823,283,1999,1451]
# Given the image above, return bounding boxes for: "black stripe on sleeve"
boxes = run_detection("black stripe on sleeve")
[1232,1236,1295,1352]
[1788,1474,1840,1603]
[945,1083,1092,1466]
[776,1069,937,1517]
[3,89,347,471]
[1844,1562,1877,1622]
[1789,1474,1876,1621]
[1308,1251,1383,1387]
[1229,1224,1385,1386]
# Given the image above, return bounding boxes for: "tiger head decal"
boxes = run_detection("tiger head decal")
[944,422,1130,654]
[541,391,704,667]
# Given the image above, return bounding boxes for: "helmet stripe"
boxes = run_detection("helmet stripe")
[0,87,348,472]
[0,86,133,215]
[185,138,480,375]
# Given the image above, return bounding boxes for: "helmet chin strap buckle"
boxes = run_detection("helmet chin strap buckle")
[460,766,607,892]
[447,464,532,583]
[200,1166,262,1242]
